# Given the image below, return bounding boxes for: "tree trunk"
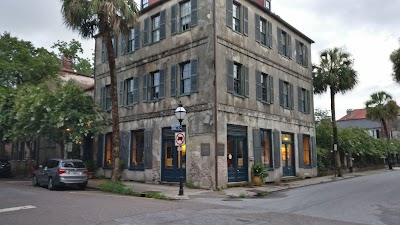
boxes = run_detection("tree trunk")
[101,17,121,183]
[330,89,342,177]
[381,119,393,170]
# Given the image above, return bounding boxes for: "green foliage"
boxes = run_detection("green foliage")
[239,193,247,198]
[314,108,331,124]
[85,160,98,172]
[390,42,400,83]
[251,163,268,179]
[0,32,60,88]
[118,160,126,170]
[99,181,140,196]
[185,181,200,189]
[52,40,93,75]
[144,192,167,200]
[257,191,269,197]
[0,87,16,142]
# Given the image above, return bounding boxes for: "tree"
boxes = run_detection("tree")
[60,0,139,182]
[52,39,93,75]
[0,32,60,88]
[313,47,358,177]
[365,91,400,170]
[0,87,16,157]
[390,41,400,83]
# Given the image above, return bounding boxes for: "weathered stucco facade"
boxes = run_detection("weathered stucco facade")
[94,0,316,188]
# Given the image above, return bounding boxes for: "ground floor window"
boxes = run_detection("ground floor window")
[261,129,272,168]
[104,133,112,167]
[130,130,144,169]
[303,135,311,166]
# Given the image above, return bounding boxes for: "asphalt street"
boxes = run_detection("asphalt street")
[0,170,399,225]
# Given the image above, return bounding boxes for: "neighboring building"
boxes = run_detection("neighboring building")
[94,0,316,188]
[337,109,400,140]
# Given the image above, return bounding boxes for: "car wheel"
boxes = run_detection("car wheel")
[48,177,56,190]
[32,176,39,187]
[78,184,87,190]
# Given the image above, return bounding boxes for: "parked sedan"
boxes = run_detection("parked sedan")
[33,159,88,190]
[0,158,11,177]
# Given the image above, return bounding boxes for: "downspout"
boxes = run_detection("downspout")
[213,0,218,189]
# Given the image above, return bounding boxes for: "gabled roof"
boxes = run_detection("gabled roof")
[338,109,367,121]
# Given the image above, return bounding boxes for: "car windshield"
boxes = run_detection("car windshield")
[62,161,86,168]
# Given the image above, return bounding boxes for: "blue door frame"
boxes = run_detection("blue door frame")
[282,133,295,177]
[161,127,186,182]
[227,125,248,183]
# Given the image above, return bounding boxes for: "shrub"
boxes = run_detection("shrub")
[251,163,268,179]
[99,181,140,197]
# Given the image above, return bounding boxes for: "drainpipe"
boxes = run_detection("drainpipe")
[213,0,218,189]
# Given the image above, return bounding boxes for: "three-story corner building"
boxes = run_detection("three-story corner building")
[94,0,317,188]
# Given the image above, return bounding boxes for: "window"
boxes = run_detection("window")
[127,29,135,53]
[126,78,134,106]
[298,87,311,114]
[112,36,118,57]
[151,71,160,100]
[105,133,112,167]
[256,71,273,104]
[296,40,308,67]
[180,62,191,94]
[303,135,311,166]
[226,0,248,35]
[265,0,271,10]
[142,0,148,9]
[152,15,160,43]
[101,41,106,63]
[279,80,293,109]
[180,1,191,31]
[130,130,144,169]
[260,73,267,101]
[260,19,267,46]
[227,60,249,97]
[278,28,292,58]
[105,85,111,111]
[232,3,240,32]
[261,129,272,168]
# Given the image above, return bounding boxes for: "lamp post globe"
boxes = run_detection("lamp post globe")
[175,104,186,122]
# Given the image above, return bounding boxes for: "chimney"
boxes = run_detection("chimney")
[61,55,73,71]
[346,109,353,118]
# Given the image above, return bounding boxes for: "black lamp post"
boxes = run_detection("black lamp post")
[175,103,186,196]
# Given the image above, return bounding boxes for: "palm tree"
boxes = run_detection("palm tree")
[60,0,139,182]
[365,91,399,170]
[313,47,358,177]
[390,43,400,83]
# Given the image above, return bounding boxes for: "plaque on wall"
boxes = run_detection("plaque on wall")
[217,143,225,156]
[200,143,210,156]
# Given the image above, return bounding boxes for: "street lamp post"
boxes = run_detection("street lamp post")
[175,103,186,196]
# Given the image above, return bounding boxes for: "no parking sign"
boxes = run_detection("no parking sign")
[175,132,186,146]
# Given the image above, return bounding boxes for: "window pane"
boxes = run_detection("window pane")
[131,131,144,168]
[181,62,191,94]
[181,1,191,31]
[261,130,272,167]
[303,135,311,166]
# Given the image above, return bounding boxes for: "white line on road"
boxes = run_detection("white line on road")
[0,205,36,213]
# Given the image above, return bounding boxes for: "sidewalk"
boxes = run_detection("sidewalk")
[87,167,399,200]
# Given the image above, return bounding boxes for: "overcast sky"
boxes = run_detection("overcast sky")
[0,0,399,119]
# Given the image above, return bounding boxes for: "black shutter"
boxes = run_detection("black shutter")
[143,17,149,46]
[287,34,292,59]
[118,81,124,107]
[298,86,302,112]
[269,76,274,103]
[290,83,294,109]
[133,77,139,103]
[255,14,260,43]
[277,28,283,54]
[298,133,304,169]
[256,70,262,101]
[159,69,165,99]
[243,6,248,36]
[135,23,140,50]
[191,0,198,27]
[305,45,309,67]
[268,21,273,49]
[279,79,284,107]
[312,136,317,167]
[120,132,129,168]
[306,90,311,114]
[160,10,166,40]
[273,130,281,169]
[171,4,177,35]
[253,129,261,164]
[144,129,153,169]
[227,59,234,93]
[191,59,198,92]
[97,134,104,168]
[100,87,104,110]
[296,40,301,64]
[226,0,233,28]
[244,65,249,97]
[143,73,148,102]
[171,64,177,96]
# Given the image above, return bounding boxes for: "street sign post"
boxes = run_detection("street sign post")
[175,132,185,146]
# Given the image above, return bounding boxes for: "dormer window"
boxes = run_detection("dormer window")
[265,0,271,10]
